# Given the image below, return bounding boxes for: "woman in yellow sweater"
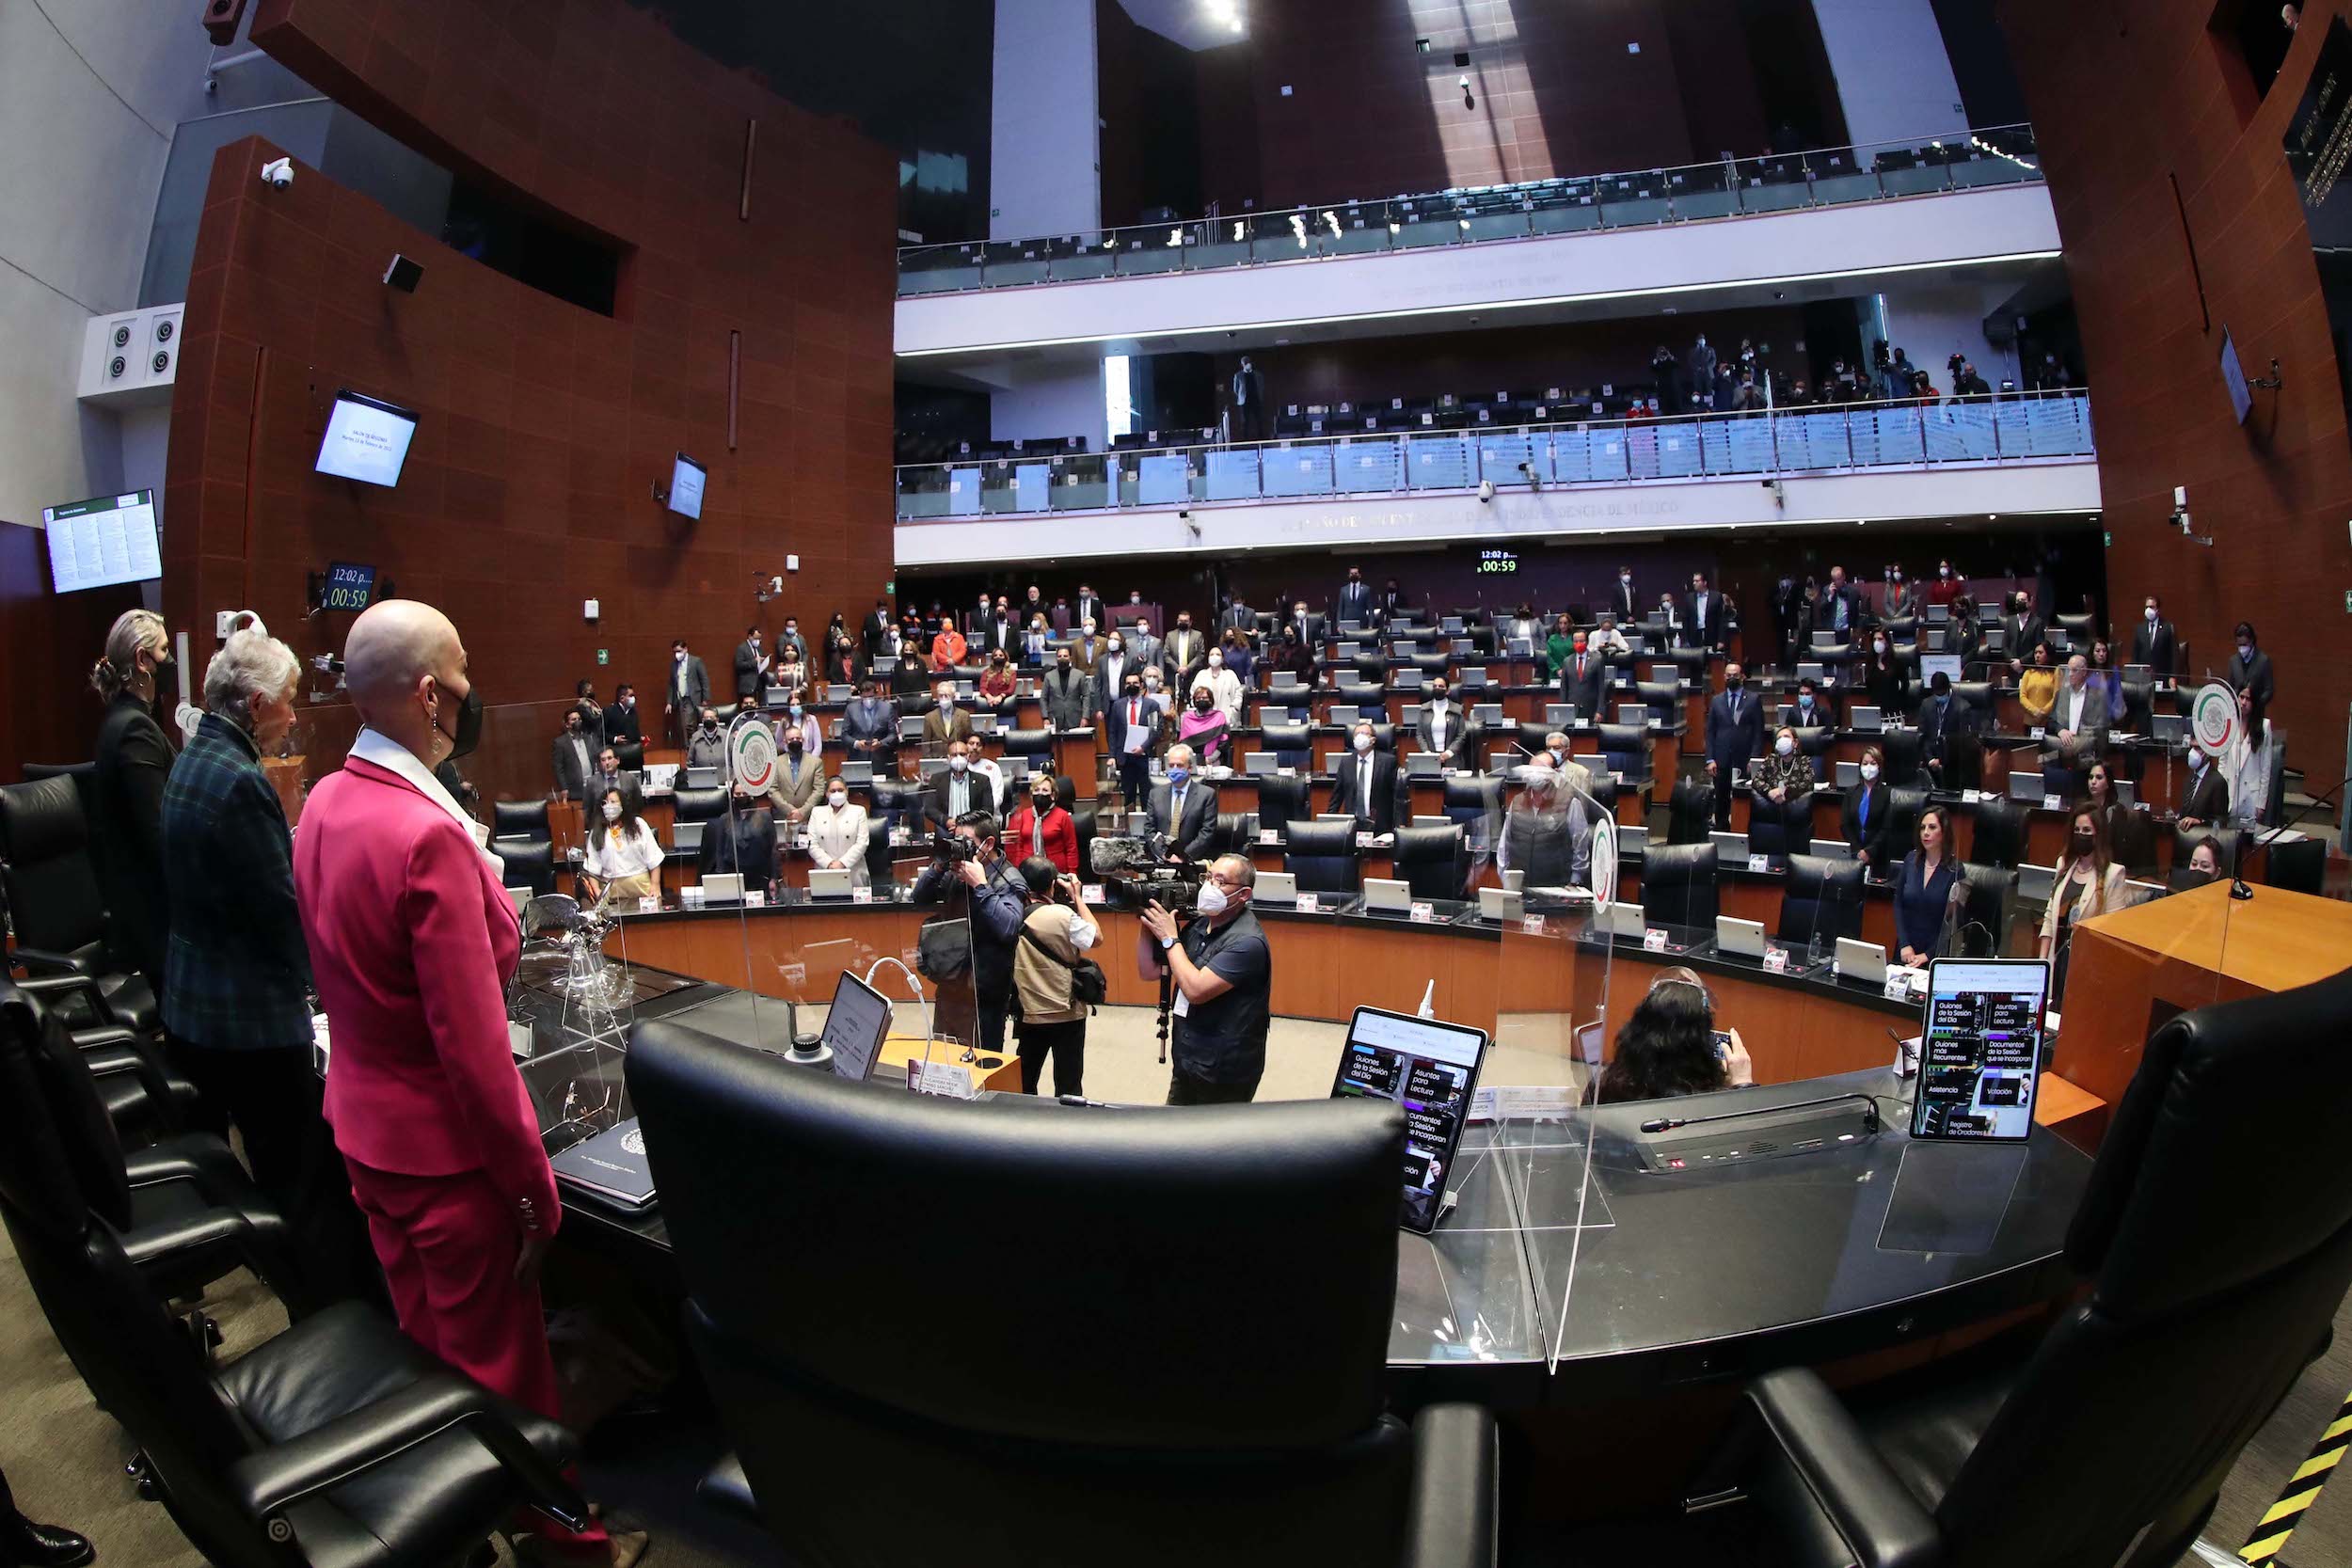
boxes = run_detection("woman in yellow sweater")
[2016,640,2059,727]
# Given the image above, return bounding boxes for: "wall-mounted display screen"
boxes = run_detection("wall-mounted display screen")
[44,490,161,594]
[315,390,420,487]
[667,452,707,519]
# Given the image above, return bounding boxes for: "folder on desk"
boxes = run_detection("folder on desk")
[549,1117,657,1211]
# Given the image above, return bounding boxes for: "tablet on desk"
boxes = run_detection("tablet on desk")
[1807,837,1853,861]
[1329,1006,1490,1234]
[1254,870,1296,903]
[1715,915,1767,958]
[1835,935,1886,985]
[822,969,895,1083]
[1709,830,1749,859]
[672,821,706,855]
[701,873,744,905]
[807,868,854,899]
[1364,877,1412,911]
[1910,958,2051,1141]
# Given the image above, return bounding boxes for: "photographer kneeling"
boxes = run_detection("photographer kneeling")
[912,809,1028,1060]
[1135,853,1272,1105]
[1012,858,1101,1095]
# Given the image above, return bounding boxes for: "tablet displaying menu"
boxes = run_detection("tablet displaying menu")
[1910,958,2052,1142]
[1331,1006,1490,1232]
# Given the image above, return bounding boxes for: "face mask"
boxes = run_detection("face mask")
[1032,794,1053,811]
[1798,695,1815,708]
[827,791,847,808]
[1353,733,1374,752]
[621,696,633,708]
[1775,736,1795,755]
[602,801,623,822]
[703,720,719,732]
[1207,654,1222,669]
[1108,640,1122,653]
[1194,697,1213,712]
[2072,833,2095,853]
[1873,640,1887,654]
[2187,750,2205,771]
[948,755,967,773]
[1940,566,1951,578]
[789,704,803,718]
[1145,675,1161,689]
[1891,573,1902,583]
[939,696,954,709]
[1726,676,1742,691]
[2146,607,2159,623]
[2237,642,2253,657]
[434,680,484,759]
[1860,763,1879,782]
[1168,766,1189,786]
[1549,748,1565,766]
[1620,575,1631,585]
[1125,686,1141,699]
[675,651,686,662]
[1195,882,1230,917]
[787,738,803,753]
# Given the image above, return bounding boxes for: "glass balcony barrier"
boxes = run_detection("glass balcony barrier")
[897,124,2041,295]
[895,389,2092,522]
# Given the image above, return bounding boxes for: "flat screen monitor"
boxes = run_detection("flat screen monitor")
[1329,1005,1490,1233]
[1919,653,1963,686]
[1910,958,2052,1142]
[666,451,707,519]
[822,969,894,1083]
[2219,327,2253,425]
[43,490,160,594]
[315,390,419,487]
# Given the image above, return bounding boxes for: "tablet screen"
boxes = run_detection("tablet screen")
[822,970,894,1083]
[1332,1006,1490,1232]
[1911,958,2051,1141]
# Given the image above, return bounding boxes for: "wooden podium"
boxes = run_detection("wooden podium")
[2053,881,2352,1114]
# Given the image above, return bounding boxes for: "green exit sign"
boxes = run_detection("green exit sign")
[596,648,609,665]
[2103,531,2112,547]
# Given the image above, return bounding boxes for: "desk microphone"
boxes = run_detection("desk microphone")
[1639,1091,1881,1136]
[2233,772,2345,902]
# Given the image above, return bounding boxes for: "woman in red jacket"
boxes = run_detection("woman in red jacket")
[1004,772,1078,874]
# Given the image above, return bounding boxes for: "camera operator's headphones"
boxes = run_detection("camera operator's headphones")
[1646,970,1713,1014]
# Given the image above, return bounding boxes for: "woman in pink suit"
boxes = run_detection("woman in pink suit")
[294,601,644,1567]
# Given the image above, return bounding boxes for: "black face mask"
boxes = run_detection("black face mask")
[2072,833,2095,853]
[435,680,484,759]
[1726,677,1743,691]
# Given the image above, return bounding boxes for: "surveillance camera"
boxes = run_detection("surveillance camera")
[1477,479,1495,503]
[260,157,294,189]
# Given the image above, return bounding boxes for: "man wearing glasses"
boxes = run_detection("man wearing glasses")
[1136,854,1272,1104]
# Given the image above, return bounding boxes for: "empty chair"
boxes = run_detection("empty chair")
[868,781,922,836]
[1970,798,2028,869]
[1070,800,1100,876]
[1210,811,1253,861]
[1515,721,1554,758]
[1596,723,1650,784]
[1633,680,1680,726]
[626,1025,1497,1568]
[1879,726,1923,786]
[0,774,159,1031]
[1391,825,1467,901]
[1001,728,1055,773]
[1260,723,1313,771]
[1776,855,1865,949]
[492,800,551,843]
[1254,776,1313,836]
[1284,820,1363,895]
[2107,806,2158,878]
[1640,843,1719,929]
[672,785,729,825]
[1409,652,1451,679]
[501,842,557,897]
[1442,777,1502,848]
[1886,785,1928,860]
[2264,836,2326,895]
[1793,726,1835,783]
[1666,774,1713,846]
[1951,863,2014,956]
[1334,681,1388,720]
[614,739,646,772]
[863,817,896,888]
[1733,968,2352,1568]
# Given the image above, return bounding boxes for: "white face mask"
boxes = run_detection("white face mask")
[939,695,954,709]
[602,801,623,822]
[2146,607,2158,623]
[1940,566,1951,578]
[1207,654,1222,668]
[1860,764,1879,782]
[827,791,847,807]
[1873,640,1887,654]
[1108,640,1122,653]
[1353,733,1375,752]
[2187,750,2205,771]
[1194,882,1229,917]
[1620,574,1631,585]
[1775,736,1796,756]
[1548,748,1565,766]
[949,755,968,773]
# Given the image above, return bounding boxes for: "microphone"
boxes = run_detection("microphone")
[2232,772,2345,901]
[1639,1091,1882,1136]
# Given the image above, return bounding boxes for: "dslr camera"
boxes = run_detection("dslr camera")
[929,828,977,865]
[1089,835,1204,914]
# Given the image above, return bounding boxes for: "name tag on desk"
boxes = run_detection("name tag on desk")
[1884,967,1925,1002]
[1747,854,1770,873]
[1764,947,1789,973]
[1081,884,1104,905]
[852,887,875,904]
[1520,914,1546,935]
[744,890,766,908]
[2028,726,2045,740]
[1643,927,1669,952]
[1409,901,1436,923]
[1296,892,1322,912]
[1258,828,1279,845]
[637,895,659,913]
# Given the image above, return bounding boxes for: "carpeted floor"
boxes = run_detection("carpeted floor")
[6,1004,2349,1566]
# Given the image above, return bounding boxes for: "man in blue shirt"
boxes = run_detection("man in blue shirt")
[1137,856,1272,1104]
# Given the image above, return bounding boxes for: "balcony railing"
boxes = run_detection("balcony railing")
[895,390,2093,521]
[898,125,2041,296]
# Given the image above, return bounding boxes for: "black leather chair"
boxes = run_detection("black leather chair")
[1255,776,1313,836]
[1634,680,1680,727]
[614,739,645,772]
[2172,822,2242,879]
[2264,835,2326,895]
[1211,811,1253,861]
[867,781,921,837]
[2106,804,2157,877]
[0,990,588,1568]
[2054,610,2097,643]
[1953,863,2014,957]
[1746,780,1810,862]
[1597,722,1649,785]
[1285,820,1363,895]
[1775,855,1864,948]
[0,774,159,1032]
[1878,727,1922,789]
[491,799,549,843]
[1733,967,2352,1568]
[1409,651,1452,679]
[1886,785,1928,860]
[1664,774,1713,847]
[625,1025,1498,1568]
[1442,777,1502,844]
[501,842,556,897]
[1071,800,1100,876]
[1969,798,2027,869]
[1335,682,1388,721]
[672,785,729,825]
[1261,723,1313,771]
[864,818,895,887]
[1794,725,1835,783]
[1392,826,1466,901]
[1002,727,1054,774]
[1514,721,1553,758]
[1640,842,1718,929]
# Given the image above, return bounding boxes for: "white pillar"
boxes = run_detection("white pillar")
[1811,0,1967,149]
[990,0,1101,241]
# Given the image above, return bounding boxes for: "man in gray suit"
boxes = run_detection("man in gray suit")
[550,708,596,801]
[1124,612,1162,674]
[1161,612,1206,687]
[2040,654,2108,795]
[665,637,711,749]
[1150,743,1219,862]
[1041,649,1092,731]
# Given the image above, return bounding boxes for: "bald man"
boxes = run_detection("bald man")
[295,601,643,1564]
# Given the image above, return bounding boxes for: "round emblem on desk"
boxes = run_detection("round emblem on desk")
[620,1128,645,1156]
[2188,682,2239,758]
[728,714,777,793]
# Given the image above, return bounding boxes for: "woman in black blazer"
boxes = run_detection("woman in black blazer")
[88,609,178,991]
[1858,634,1909,717]
[1841,744,1896,873]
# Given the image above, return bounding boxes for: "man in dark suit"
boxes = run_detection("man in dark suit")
[1104,673,1165,807]
[1374,578,1408,626]
[963,591,996,638]
[1073,584,1106,640]
[1413,678,1480,769]
[863,598,895,661]
[1683,572,1727,651]
[1335,720,1405,834]
[1150,742,1218,861]
[2000,591,2046,674]
[2176,747,2231,831]
[1915,673,1979,785]
[924,737,999,828]
[841,681,899,769]
[1558,631,1606,721]
[734,626,771,701]
[665,638,711,749]
[1702,663,1765,828]
[603,682,642,747]
[1231,355,1266,442]
[1820,565,1861,645]
[1337,567,1372,626]
[550,708,596,802]
[1609,567,1640,626]
[1218,594,1255,636]
[2228,621,2274,714]
[2129,594,2179,678]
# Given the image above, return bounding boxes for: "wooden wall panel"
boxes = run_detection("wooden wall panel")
[1998,0,2352,775]
[164,0,897,803]
[0,522,144,773]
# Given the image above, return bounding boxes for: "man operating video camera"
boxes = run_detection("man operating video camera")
[1134,853,1271,1105]
[912,809,1027,1059]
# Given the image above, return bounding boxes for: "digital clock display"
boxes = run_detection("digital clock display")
[324,562,377,611]
[1476,549,1519,575]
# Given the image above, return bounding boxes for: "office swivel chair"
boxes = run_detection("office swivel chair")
[671,786,728,826]
[1261,723,1314,771]
[2263,835,2327,895]
[624,1027,1498,1568]
[0,991,589,1568]
[1775,856,1864,948]
[1336,681,1389,721]
[1513,721,1554,761]
[0,774,161,1033]
[862,818,895,888]
[1729,968,2352,1568]
[1634,680,1680,726]
[1002,728,1054,775]
[1210,812,1253,861]
[1070,799,1100,874]
[614,739,645,772]
[492,800,550,843]
[1640,843,1719,929]
[501,841,557,897]
[1794,725,1835,783]
[867,781,920,837]
[1255,775,1313,836]
[1596,723,1649,786]
[1968,798,2028,869]
[2171,822,2242,881]
[1745,778,1812,862]
[1285,821,1364,896]
[1878,727,1923,790]
[1952,863,2014,958]
[1665,775,1713,847]
[1392,825,1467,901]
[1886,786,1928,860]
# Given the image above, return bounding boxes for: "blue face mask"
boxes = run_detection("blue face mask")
[1168,767,1190,787]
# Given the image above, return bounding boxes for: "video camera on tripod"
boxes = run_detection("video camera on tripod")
[1089,835,1204,915]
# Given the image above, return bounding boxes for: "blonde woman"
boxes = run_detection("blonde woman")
[89,609,178,989]
[2040,802,2128,997]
